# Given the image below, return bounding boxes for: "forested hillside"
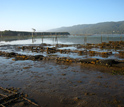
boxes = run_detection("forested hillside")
[48,21,124,34]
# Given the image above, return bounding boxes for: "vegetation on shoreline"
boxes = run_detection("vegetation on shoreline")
[0,30,70,37]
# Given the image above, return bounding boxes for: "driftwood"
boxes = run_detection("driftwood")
[0,86,39,107]
[23,97,39,107]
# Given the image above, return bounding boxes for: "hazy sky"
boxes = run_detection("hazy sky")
[0,0,124,31]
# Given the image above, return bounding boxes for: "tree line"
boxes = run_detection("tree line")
[0,30,70,36]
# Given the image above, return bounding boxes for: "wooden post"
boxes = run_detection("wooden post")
[0,31,2,37]
[42,36,43,44]
[32,28,36,43]
[107,35,109,42]
[55,34,58,46]
[32,32,33,43]
[101,34,102,43]
[84,35,87,45]
[120,34,122,41]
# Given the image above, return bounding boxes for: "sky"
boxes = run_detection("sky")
[0,0,124,31]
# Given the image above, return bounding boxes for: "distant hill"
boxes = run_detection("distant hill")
[48,21,124,34]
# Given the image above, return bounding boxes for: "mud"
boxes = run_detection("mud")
[0,56,124,107]
[0,41,124,107]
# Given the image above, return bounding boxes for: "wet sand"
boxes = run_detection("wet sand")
[0,57,124,107]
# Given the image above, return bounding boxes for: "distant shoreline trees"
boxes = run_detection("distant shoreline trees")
[0,30,70,36]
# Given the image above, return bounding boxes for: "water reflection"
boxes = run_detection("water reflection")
[0,34,124,45]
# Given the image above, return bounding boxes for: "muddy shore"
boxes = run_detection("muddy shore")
[0,41,124,107]
[0,56,124,107]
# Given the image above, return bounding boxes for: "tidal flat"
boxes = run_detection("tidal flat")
[0,35,124,107]
[0,56,124,107]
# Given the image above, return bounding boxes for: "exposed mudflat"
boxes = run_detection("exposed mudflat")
[0,57,124,107]
[0,40,124,107]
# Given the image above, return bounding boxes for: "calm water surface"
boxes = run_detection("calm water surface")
[0,34,124,60]
[0,34,124,45]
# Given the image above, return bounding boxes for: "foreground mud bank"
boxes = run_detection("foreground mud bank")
[0,56,124,107]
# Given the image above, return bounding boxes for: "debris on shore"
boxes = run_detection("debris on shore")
[0,87,39,107]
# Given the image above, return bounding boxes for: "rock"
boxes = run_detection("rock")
[78,51,83,55]
[12,59,16,61]
[33,55,44,60]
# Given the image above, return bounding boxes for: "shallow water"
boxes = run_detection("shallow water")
[0,34,124,45]
[0,34,124,60]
